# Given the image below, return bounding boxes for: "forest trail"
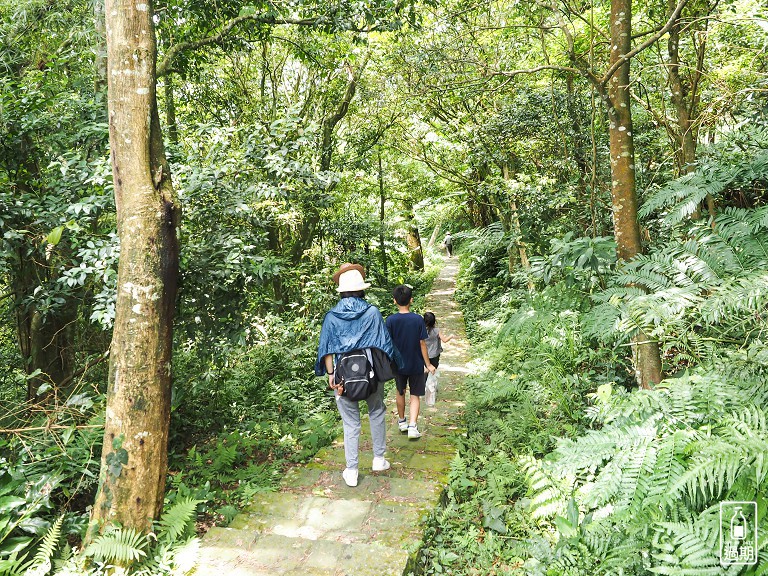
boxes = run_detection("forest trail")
[195,257,469,575]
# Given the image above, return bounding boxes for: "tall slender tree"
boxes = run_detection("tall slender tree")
[89,0,180,536]
[604,0,663,387]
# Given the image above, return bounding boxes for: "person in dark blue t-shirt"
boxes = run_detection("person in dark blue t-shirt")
[385,285,436,439]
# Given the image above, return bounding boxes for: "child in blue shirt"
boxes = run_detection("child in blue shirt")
[386,285,436,439]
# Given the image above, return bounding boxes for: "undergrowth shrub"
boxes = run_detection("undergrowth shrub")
[170,314,327,443]
[522,364,768,575]
[0,390,103,565]
[413,280,608,575]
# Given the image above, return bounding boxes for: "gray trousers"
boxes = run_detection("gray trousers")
[334,382,386,470]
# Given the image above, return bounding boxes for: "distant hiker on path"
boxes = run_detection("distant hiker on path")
[423,311,453,406]
[443,232,453,256]
[386,284,436,440]
[315,263,400,487]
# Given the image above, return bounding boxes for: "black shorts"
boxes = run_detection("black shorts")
[429,356,440,369]
[394,371,428,397]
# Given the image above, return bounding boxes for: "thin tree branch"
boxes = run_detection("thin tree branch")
[493,64,600,86]
[599,0,689,86]
[157,13,378,77]
[57,350,110,390]
[0,424,103,434]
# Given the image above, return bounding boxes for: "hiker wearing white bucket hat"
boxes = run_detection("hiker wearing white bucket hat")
[315,263,402,486]
[335,265,371,293]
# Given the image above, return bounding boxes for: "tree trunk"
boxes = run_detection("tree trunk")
[13,262,75,400]
[606,0,663,389]
[427,224,440,248]
[378,151,388,278]
[289,57,369,265]
[267,223,284,310]
[403,201,424,271]
[94,0,107,95]
[12,134,76,400]
[165,73,179,147]
[89,0,180,538]
[666,0,712,220]
[501,164,534,290]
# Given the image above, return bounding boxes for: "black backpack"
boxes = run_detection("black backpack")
[335,349,377,401]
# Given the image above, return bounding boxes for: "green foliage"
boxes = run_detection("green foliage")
[62,497,204,575]
[582,204,768,369]
[171,313,334,439]
[524,370,768,575]
[85,527,148,565]
[640,126,768,226]
[530,234,616,291]
[168,413,339,526]
[414,280,610,575]
[156,498,200,543]
[0,394,102,567]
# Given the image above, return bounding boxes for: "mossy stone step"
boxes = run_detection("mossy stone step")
[281,467,444,505]
[198,528,409,576]
[229,493,427,547]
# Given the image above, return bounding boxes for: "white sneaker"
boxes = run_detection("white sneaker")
[342,468,358,487]
[372,457,391,471]
[408,425,422,439]
[398,418,408,432]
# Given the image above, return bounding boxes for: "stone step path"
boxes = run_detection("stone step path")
[196,258,468,576]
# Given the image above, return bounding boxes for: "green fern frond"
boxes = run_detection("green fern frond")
[640,143,768,228]
[549,429,625,474]
[749,205,768,231]
[727,405,768,436]
[523,456,569,519]
[580,459,623,509]
[85,526,148,564]
[650,521,721,574]
[29,514,63,571]
[0,552,30,576]
[211,443,238,472]
[580,302,623,343]
[700,271,768,325]
[617,437,657,513]
[157,497,202,543]
[616,258,676,292]
[581,516,620,559]
[663,188,713,227]
[665,445,743,509]
[640,172,711,219]
[645,431,690,505]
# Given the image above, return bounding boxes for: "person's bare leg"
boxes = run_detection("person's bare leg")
[409,395,420,425]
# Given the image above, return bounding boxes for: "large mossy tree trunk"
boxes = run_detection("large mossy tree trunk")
[89,0,180,537]
[606,0,663,389]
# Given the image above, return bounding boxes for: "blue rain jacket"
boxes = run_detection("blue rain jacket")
[315,297,403,375]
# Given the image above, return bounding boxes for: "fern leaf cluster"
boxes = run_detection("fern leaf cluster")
[640,128,768,226]
[525,369,768,575]
[50,497,202,575]
[582,205,768,366]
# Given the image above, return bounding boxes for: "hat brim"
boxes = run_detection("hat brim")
[333,263,366,285]
[337,281,371,293]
